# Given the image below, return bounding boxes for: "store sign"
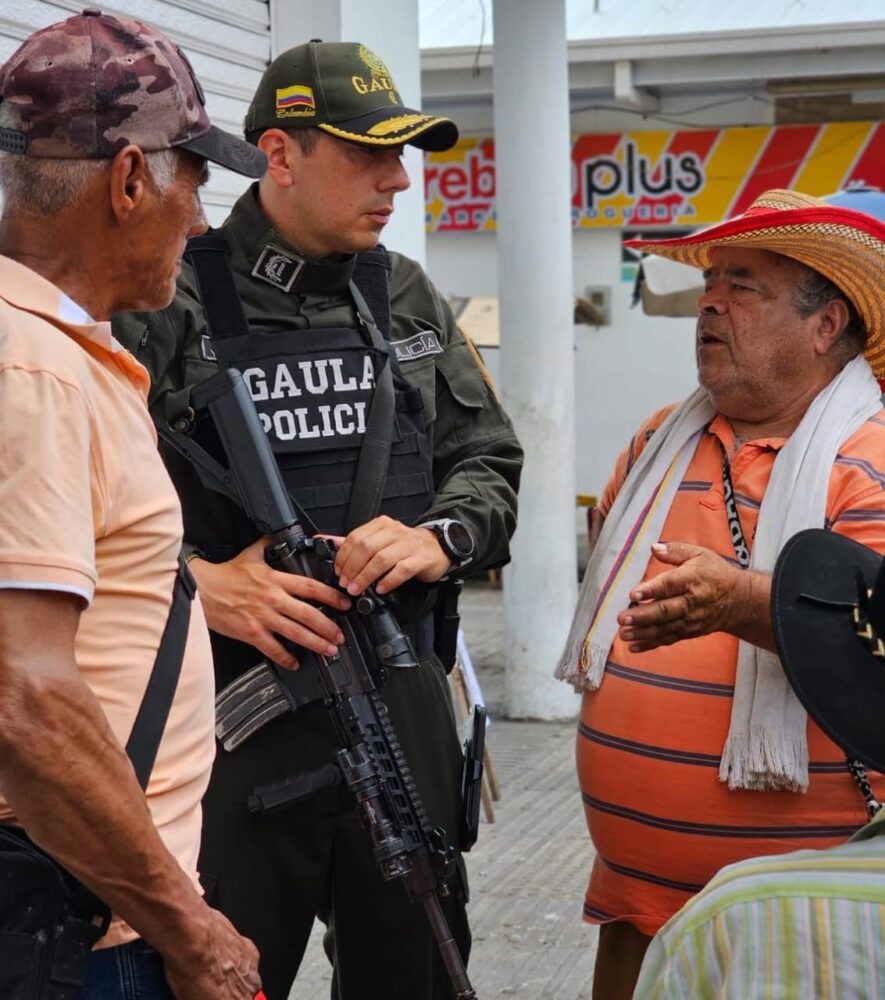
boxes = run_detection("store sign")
[425,122,885,232]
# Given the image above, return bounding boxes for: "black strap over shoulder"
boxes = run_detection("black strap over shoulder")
[185,234,393,347]
[183,230,251,368]
[126,555,195,789]
[346,246,400,529]
[353,246,392,342]
[346,281,397,532]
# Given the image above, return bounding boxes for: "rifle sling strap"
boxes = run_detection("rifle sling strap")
[345,279,396,532]
[183,230,251,366]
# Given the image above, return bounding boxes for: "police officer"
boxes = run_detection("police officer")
[114,40,522,1000]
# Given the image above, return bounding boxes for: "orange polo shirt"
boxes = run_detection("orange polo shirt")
[0,257,215,948]
[579,403,885,936]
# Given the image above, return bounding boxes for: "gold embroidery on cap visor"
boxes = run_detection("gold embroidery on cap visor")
[367,114,432,136]
[317,116,449,146]
[629,191,885,378]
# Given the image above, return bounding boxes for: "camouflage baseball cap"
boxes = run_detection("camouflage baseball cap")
[244,40,458,152]
[0,8,265,177]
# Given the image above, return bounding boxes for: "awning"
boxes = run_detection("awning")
[633,256,701,317]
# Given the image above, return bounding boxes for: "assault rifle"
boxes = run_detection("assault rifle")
[160,367,478,1000]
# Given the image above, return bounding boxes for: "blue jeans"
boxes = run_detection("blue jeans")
[81,939,174,999]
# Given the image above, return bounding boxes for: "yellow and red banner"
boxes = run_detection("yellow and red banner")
[424,122,885,232]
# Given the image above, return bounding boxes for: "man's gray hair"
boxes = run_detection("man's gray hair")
[0,103,181,215]
[792,262,868,366]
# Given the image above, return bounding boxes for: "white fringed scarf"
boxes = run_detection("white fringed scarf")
[555,356,882,791]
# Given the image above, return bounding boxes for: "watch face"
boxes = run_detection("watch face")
[445,520,474,559]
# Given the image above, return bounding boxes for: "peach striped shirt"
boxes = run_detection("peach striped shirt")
[579,405,885,935]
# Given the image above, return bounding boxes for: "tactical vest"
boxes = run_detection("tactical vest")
[181,243,435,545]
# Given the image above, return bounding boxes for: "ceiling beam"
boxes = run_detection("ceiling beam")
[613,59,659,112]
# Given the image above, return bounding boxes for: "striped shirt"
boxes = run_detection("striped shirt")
[634,811,885,999]
[579,405,885,936]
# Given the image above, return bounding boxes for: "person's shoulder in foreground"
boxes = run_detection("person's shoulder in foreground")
[634,812,885,999]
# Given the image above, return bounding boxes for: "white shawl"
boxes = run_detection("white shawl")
[555,356,882,791]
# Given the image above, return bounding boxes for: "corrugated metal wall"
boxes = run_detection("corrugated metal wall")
[1,0,272,224]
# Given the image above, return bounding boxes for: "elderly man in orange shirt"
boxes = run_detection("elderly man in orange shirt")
[0,9,270,999]
[556,189,885,998]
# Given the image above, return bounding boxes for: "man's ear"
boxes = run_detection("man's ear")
[109,144,149,223]
[813,297,851,357]
[257,129,296,189]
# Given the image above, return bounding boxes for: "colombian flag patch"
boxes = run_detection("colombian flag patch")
[276,85,316,116]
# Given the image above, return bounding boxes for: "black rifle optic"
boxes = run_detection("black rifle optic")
[160,367,477,1000]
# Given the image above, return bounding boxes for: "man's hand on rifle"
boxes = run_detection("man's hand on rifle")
[189,537,351,669]
[331,515,452,596]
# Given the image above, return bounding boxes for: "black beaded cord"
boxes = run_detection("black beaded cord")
[846,758,882,820]
[718,442,751,569]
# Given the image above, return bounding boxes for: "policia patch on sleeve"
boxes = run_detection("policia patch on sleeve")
[251,245,305,291]
[390,330,443,363]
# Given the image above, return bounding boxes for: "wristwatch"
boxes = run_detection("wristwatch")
[420,518,476,567]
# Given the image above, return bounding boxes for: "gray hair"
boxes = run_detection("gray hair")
[0,103,181,215]
[792,262,868,366]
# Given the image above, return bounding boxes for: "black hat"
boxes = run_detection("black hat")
[772,529,885,771]
[244,40,458,152]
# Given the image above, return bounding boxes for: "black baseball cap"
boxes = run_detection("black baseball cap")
[244,40,458,152]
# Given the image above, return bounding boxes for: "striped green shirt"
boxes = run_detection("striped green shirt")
[634,811,885,999]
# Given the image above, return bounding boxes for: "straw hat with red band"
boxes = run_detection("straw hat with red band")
[623,189,885,379]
